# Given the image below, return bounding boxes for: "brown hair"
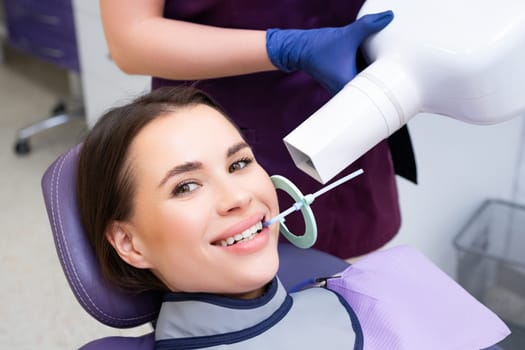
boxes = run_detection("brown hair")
[76,86,230,293]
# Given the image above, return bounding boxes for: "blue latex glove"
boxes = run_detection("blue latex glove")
[266,11,394,94]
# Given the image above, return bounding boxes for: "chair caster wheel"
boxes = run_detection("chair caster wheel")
[14,140,31,155]
[51,102,67,115]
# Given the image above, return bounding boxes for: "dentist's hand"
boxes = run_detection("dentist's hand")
[266,11,393,94]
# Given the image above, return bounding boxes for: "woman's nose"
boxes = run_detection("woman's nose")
[215,179,252,215]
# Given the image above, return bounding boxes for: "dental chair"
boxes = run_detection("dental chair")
[41,145,350,350]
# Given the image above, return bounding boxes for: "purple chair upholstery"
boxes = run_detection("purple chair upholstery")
[41,146,349,349]
[41,145,163,328]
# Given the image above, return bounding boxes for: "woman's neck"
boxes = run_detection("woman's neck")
[221,284,269,300]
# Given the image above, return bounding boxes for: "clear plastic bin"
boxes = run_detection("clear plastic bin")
[454,199,525,349]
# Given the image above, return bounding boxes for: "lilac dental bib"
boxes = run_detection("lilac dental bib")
[327,245,510,349]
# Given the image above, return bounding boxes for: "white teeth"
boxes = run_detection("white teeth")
[219,221,263,247]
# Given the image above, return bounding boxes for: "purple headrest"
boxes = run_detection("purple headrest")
[41,145,162,328]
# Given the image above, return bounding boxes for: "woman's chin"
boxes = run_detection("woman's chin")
[236,262,278,294]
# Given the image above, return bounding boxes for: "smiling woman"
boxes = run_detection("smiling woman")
[76,86,509,350]
[77,86,280,296]
[109,102,279,296]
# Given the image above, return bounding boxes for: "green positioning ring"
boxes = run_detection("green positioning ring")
[270,175,317,249]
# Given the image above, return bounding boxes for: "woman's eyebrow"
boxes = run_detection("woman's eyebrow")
[227,141,250,158]
[158,161,202,188]
[158,141,250,188]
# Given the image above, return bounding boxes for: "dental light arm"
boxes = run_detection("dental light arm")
[284,0,525,184]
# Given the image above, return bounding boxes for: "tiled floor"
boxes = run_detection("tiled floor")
[0,47,150,349]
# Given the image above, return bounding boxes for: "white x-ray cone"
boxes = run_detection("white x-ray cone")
[284,0,525,184]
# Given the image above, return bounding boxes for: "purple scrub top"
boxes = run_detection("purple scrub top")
[152,0,401,259]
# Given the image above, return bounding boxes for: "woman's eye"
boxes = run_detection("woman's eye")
[173,182,199,197]
[229,157,253,173]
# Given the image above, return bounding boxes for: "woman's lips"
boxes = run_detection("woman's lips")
[212,212,265,245]
[214,221,263,246]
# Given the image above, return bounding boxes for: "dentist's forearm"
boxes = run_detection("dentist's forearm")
[100,0,276,79]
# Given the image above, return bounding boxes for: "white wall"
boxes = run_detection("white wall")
[385,112,525,278]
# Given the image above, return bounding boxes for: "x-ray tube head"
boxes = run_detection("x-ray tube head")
[284,0,525,184]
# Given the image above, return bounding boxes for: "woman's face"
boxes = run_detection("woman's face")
[119,104,280,297]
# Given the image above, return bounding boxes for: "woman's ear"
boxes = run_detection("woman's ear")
[105,221,152,269]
